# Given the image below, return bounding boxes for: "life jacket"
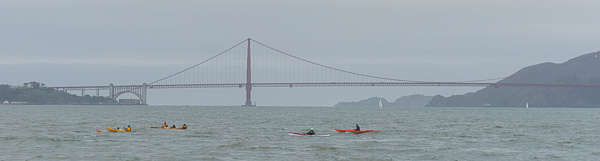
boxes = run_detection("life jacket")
[126,127,131,132]
[182,125,187,129]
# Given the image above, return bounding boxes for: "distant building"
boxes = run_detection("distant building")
[119,99,141,105]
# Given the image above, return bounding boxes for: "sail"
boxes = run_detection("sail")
[379,99,383,108]
[526,102,529,108]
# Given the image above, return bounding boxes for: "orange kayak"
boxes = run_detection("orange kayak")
[335,129,379,133]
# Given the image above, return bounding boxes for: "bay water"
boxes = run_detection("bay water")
[1,105,599,160]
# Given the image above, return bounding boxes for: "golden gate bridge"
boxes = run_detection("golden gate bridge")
[49,38,600,105]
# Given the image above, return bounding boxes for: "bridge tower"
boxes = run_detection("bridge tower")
[244,38,254,106]
[142,83,147,105]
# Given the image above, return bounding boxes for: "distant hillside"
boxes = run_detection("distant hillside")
[426,51,600,107]
[334,94,433,107]
[0,84,117,105]
[392,94,434,107]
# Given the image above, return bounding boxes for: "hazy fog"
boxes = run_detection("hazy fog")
[2,1,599,106]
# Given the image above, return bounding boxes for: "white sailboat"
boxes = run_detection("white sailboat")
[526,102,529,108]
[379,99,383,108]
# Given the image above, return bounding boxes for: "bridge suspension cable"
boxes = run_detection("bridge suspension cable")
[148,39,248,85]
[250,39,420,83]
[148,38,599,86]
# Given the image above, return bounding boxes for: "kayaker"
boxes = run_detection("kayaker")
[171,124,176,128]
[126,125,131,132]
[355,124,360,131]
[307,128,315,135]
[162,122,168,128]
[116,126,120,130]
[181,124,187,129]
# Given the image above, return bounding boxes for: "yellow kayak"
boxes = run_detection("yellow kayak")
[146,126,168,129]
[106,127,126,132]
[146,126,187,130]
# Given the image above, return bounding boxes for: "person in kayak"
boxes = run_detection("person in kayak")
[307,128,315,135]
[181,124,187,129]
[355,124,360,131]
[126,125,131,132]
[171,124,176,128]
[162,122,168,128]
[116,126,120,130]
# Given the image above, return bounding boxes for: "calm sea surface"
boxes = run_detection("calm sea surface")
[1,105,599,160]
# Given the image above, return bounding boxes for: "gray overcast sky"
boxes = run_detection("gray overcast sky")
[1,1,600,106]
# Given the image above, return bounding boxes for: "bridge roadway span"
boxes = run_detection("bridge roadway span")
[50,82,600,90]
[49,82,600,105]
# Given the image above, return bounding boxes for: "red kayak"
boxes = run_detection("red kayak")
[335,129,379,133]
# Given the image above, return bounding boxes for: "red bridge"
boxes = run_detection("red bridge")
[49,39,600,105]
